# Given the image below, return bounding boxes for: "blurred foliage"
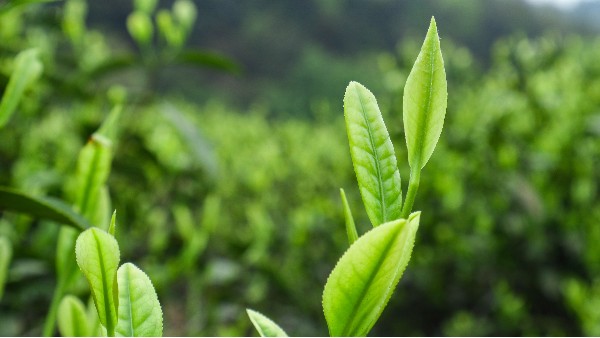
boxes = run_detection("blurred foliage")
[2,0,600,336]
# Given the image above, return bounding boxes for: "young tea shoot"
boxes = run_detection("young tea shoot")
[247,17,447,337]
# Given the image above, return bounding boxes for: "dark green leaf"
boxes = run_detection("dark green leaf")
[0,187,90,231]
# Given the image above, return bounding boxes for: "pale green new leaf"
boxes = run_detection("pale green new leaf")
[75,228,120,334]
[115,263,163,337]
[246,309,288,337]
[323,212,421,337]
[58,295,90,337]
[0,236,12,300]
[340,188,358,245]
[0,49,43,128]
[403,17,447,169]
[71,104,120,224]
[344,81,402,227]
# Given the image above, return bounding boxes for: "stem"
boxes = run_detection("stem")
[401,167,421,219]
[42,281,65,336]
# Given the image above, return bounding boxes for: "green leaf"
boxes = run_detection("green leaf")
[75,228,120,335]
[322,212,421,337]
[73,106,120,223]
[246,309,288,337]
[108,210,117,236]
[174,49,241,75]
[340,188,358,245]
[403,17,447,170]
[0,236,12,301]
[0,48,43,128]
[344,81,402,227]
[58,295,90,337]
[0,0,58,15]
[115,263,163,337]
[0,187,91,231]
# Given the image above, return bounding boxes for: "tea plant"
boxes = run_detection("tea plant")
[69,215,163,337]
[247,17,447,337]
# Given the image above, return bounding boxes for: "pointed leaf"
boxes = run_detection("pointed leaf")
[0,187,91,231]
[246,309,288,337]
[323,212,421,337]
[0,49,43,128]
[58,295,90,337]
[403,17,447,169]
[344,81,402,227]
[115,263,163,337]
[73,106,121,223]
[0,236,11,300]
[108,210,117,236]
[75,228,120,334]
[340,188,358,245]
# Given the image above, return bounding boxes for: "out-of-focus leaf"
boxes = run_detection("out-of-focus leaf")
[0,187,90,231]
[174,49,241,75]
[58,295,90,337]
[246,309,288,337]
[115,263,163,337]
[0,48,43,128]
[403,17,447,170]
[323,212,420,337]
[85,54,137,79]
[340,188,358,245]
[162,102,218,178]
[75,228,120,335]
[0,236,11,300]
[0,0,57,15]
[344,81,402,227]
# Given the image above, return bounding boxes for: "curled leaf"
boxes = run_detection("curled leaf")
[323,212,421,336]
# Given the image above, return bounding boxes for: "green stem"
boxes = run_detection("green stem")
[401,167,421,219]
[42,281,65,336]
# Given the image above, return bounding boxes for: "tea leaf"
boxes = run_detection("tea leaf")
[322,212,421,336]
[403,17,447,169]
[115,263,163,337]
[74,105,121,224]
[0,187,91,231]
[246,309,288,337]
[75,228,120,335]
[340,188,358,245]
[0,49,43,128]
[344,81,402,227]
[58,295,90,337]
[108,210,117,236]
[0,236,12,301]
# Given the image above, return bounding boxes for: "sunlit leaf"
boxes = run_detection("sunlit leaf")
[58,295,90,337]
[75,228,120,335]
[340,188,358,245]
[0,48,43,128]
[0,236,11,301]
[322,212,420,336]
[115,263,163,337]
[344,81,402,227]
[246,309,288,337]
[0,187,90,231]
[403,17,447,169]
